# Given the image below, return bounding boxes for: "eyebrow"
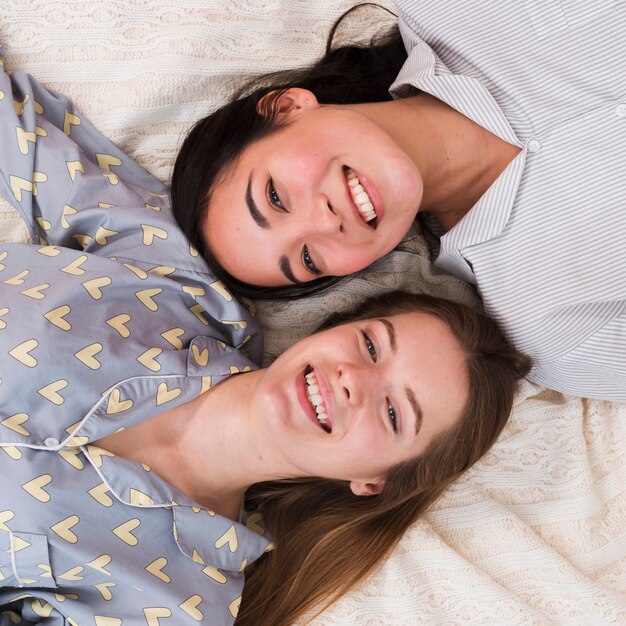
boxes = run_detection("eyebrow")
[380,318,397,352]
[279,256,302,285]
[380,318,422,435]
[246,173,270,230]
[246,174,300,285]
[405,386,423,436]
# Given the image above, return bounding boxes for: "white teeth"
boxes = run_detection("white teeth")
[305,369,329,427]
[345,168,377,223]
[310,394,323,407]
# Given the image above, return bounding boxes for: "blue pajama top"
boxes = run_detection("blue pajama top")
[0,47,270,625]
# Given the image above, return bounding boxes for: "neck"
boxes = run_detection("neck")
[353,93,520,229]
[96,369,275,520]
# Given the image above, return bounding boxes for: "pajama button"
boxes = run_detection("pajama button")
[616,103,626,117]
[44,437,59,447]
[527,139,541,153]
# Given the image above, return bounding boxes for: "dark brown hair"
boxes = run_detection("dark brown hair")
[236,291,531,625]
[171,4,406,299]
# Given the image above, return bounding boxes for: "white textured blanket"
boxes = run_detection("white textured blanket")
[1,2,625,624]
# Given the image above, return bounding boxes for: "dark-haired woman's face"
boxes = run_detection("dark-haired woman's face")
[204,98,422,287]
[250,311,468,492]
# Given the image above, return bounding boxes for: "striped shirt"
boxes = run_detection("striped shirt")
[391,0,626,401]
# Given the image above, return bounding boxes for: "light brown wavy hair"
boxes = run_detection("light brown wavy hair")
[236,291,531,625]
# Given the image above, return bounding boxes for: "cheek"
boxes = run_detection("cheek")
[327,243,383,275]
[344,423,388,457]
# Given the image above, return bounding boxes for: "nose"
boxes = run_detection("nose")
[337,362,370,408]
[311,194,344,238]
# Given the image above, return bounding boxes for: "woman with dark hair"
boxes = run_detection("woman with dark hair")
[0,284,530,625]
[170,1,626,402]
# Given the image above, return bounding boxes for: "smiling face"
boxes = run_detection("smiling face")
[204,89,422,287]
[251,311,469,495]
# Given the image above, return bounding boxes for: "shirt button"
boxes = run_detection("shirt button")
[616,103,626,117]
[527,139,542,153]
[44,437,60,447]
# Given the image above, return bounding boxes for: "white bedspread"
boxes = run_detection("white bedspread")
[1,2,625,624]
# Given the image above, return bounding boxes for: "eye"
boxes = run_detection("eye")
[387,398,398,433]
[361,331,377,362]
[266,178,287,212]
[302,245,321,276]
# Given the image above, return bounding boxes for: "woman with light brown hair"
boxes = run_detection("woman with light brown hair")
[0,287,529,624]
[236,290,530,625]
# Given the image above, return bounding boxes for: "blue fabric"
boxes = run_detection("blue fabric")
[0,48,269,624]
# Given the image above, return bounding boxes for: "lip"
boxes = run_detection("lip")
[344,165,385,228]
[296,367,329,431]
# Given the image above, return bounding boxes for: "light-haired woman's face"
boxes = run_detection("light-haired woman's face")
[250,310,469,495]
[205,93,422,287]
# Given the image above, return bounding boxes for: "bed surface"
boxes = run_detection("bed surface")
[1,2,625,623]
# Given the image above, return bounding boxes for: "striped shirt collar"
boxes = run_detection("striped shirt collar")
[389,26,527,281]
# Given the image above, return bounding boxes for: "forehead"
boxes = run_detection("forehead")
[383,311,466,371]
[389,311,469,430]
[203,117,320,287]
[203,152,279,285]
[327,310,467,382]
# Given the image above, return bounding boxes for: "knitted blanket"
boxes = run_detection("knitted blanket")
[1,2,624,624]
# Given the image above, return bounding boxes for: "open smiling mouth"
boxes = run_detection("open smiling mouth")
[304,365,332,433]
[344,166,378,229]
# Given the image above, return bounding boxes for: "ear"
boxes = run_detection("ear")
[349,477,386,497]
[257,88,318,121]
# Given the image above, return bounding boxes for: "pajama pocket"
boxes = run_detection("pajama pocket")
[0,530,57,589]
